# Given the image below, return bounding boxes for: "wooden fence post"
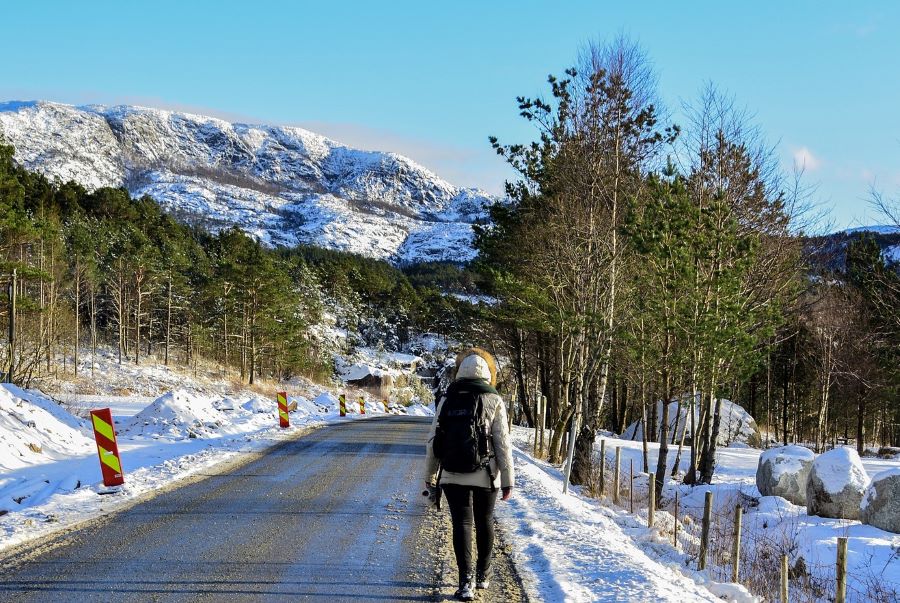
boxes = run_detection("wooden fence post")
[732,505,743,582]
[673,490,679,548]
[6,269,15,384]
[629,459,634,514]
[599,439,606,497]
[699,490,713,571]
[836,537,848,603]
[539,395,546,455]
[648,474,655,528]
[781,554,789,602]
[613,446,621,505]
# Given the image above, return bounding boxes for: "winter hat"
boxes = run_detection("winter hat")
[454,347,497,386]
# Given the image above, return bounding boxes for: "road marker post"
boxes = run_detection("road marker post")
[339,394,347,417]
[277,391,290,428]
[359,396,366,415]
[383,399,389,413]
[90,408,125,487]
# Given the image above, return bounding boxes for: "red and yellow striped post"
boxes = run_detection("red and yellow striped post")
[90,408,125,487]
[339,394,347,417]
[358,396,366,415]
[383,399,389,413]
[277,392,290,428]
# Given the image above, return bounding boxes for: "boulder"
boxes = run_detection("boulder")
[756,445,815,505]
[806,447,870,519]
[860,468,900,533]
[876,446,900,459]
[622,397,762,447]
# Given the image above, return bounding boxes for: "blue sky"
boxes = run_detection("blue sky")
[1,1,898,230]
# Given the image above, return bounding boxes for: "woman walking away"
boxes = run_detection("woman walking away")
[424,348,515,601]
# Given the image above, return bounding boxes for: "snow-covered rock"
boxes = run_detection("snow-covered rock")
[241,397,273,414]
[755,445,815,505]
[124,390,222,439]
[860,468,900,533]
[313,392,340,411]
[0,101,497,264]
[622,397,761,447]
[806,447,870,519]
[405,403,435,417]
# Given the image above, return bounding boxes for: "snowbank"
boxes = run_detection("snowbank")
[552,429,900,601]
[123,390,223,439]
[497,435,745,602]
[0,365,417,555]
[0,385,93,472]
[405,403,434,417]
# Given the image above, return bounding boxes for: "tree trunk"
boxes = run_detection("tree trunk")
[74,265,80,378]
[165,278,172,366]
[249,295,256,385]
[570,425,596,485]
[655,356,671,501]
[700,389,723,484]
[90,284,96,378]
[856,390,867,455]
[781,369,790,445]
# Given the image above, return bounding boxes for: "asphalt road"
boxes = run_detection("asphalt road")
[0,416,525,602]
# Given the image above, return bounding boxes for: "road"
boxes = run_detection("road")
[0,416,525,602]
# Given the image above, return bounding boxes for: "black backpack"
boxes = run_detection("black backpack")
[433,378,497,474]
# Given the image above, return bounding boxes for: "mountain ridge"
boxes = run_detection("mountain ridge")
[0,100,493,264]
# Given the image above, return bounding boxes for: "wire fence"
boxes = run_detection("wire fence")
[582,440,900,603]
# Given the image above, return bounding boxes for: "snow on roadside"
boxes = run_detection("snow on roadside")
[506,427,900,601]
[0,359,420,555]
[497,431,744,602]
[599,434,899,599]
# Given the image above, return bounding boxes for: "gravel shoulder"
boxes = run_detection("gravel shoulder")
[413,496,528,602]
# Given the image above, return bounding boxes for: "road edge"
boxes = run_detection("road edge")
[0,422,325,565]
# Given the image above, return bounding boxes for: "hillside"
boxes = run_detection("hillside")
[0,101,494,264]
[805,226,900,273]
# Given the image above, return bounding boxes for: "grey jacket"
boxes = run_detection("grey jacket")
[424,388,515,489]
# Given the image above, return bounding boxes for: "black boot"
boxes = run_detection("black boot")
[454,572,475,601]
[475,565,491,590]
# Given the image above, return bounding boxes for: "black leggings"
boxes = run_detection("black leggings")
[442,484,498,580]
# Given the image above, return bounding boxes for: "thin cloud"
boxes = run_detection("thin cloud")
[793,147,821,172]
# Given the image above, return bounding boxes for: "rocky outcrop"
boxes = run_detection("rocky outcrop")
[756,445,815,505]
[806,447,870,520]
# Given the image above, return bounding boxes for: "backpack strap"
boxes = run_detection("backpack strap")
[476,393,498,492]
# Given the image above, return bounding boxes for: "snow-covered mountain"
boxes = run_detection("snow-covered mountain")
[0,101,494,264]
[806,225,900,272]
